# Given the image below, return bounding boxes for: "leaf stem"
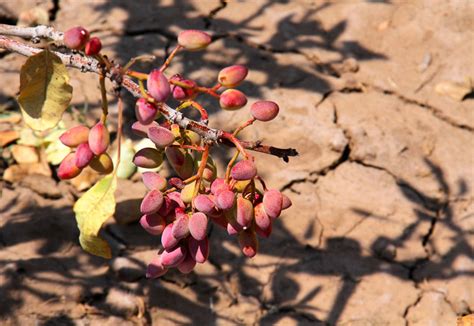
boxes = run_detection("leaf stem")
[175,100,209,124]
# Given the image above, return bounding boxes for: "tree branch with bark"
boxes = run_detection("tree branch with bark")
[0,23,298,161]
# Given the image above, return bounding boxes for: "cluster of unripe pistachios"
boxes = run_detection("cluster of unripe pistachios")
[58,122,113,178]
[56,27,291,277]
[140,162,291,278]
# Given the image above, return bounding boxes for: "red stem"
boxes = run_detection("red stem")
[160,45,182,72]
[221,132,251,160]
[168,144,206,152]
[233,117,256,136]
[189,101,209,124]
[195,86,220,98]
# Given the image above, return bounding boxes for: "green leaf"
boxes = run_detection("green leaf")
[18,49,73,131]
[73,174,117,258]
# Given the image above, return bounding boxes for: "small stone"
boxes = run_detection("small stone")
[19,174,62,198]
[105,288,139,317]
[111,257,144,282]
[341,57,359,73]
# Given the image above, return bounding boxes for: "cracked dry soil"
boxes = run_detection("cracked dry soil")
[0,0,473,325]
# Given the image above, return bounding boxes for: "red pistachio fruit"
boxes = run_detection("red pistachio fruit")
[135,98,158,124]
[64,26,90,50]
[219,89,247,110]
[178,30,211,51]
[230,160,257,181]
[85,37,102,55]
[218,65,248,87]
[57,152,82,179]
[59,125,89,147]
[147,69,170,102]
[88,122,109,155]
[250,100,279,122]
[74,142,94,169]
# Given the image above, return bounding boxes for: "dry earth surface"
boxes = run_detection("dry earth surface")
[1,0,473,325]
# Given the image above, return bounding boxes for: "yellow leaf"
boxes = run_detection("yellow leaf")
[73,174,117,258]
[18,49,73,131]
[79,233,112,259]
[44,128,70,165]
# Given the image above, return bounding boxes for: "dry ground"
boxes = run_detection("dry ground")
[0,0,473,325]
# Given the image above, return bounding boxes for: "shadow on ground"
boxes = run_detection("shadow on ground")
[94,0,386,113]
[0,158,471,324]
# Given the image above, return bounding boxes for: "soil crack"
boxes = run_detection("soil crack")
[362,83,474,132]
[402,291,423,326]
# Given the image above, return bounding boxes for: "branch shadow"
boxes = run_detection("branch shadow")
[0,157,472,324]
[88,0,390,185]
[93,0,386,113]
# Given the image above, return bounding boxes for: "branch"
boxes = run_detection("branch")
[0,24,63,42]
[0,24,298,161]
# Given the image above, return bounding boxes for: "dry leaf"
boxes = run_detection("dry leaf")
[3,163,51,183]
[11,144,39,163]
[18,49,73,131]
[0,130,20,147]
[0,112,22,124]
